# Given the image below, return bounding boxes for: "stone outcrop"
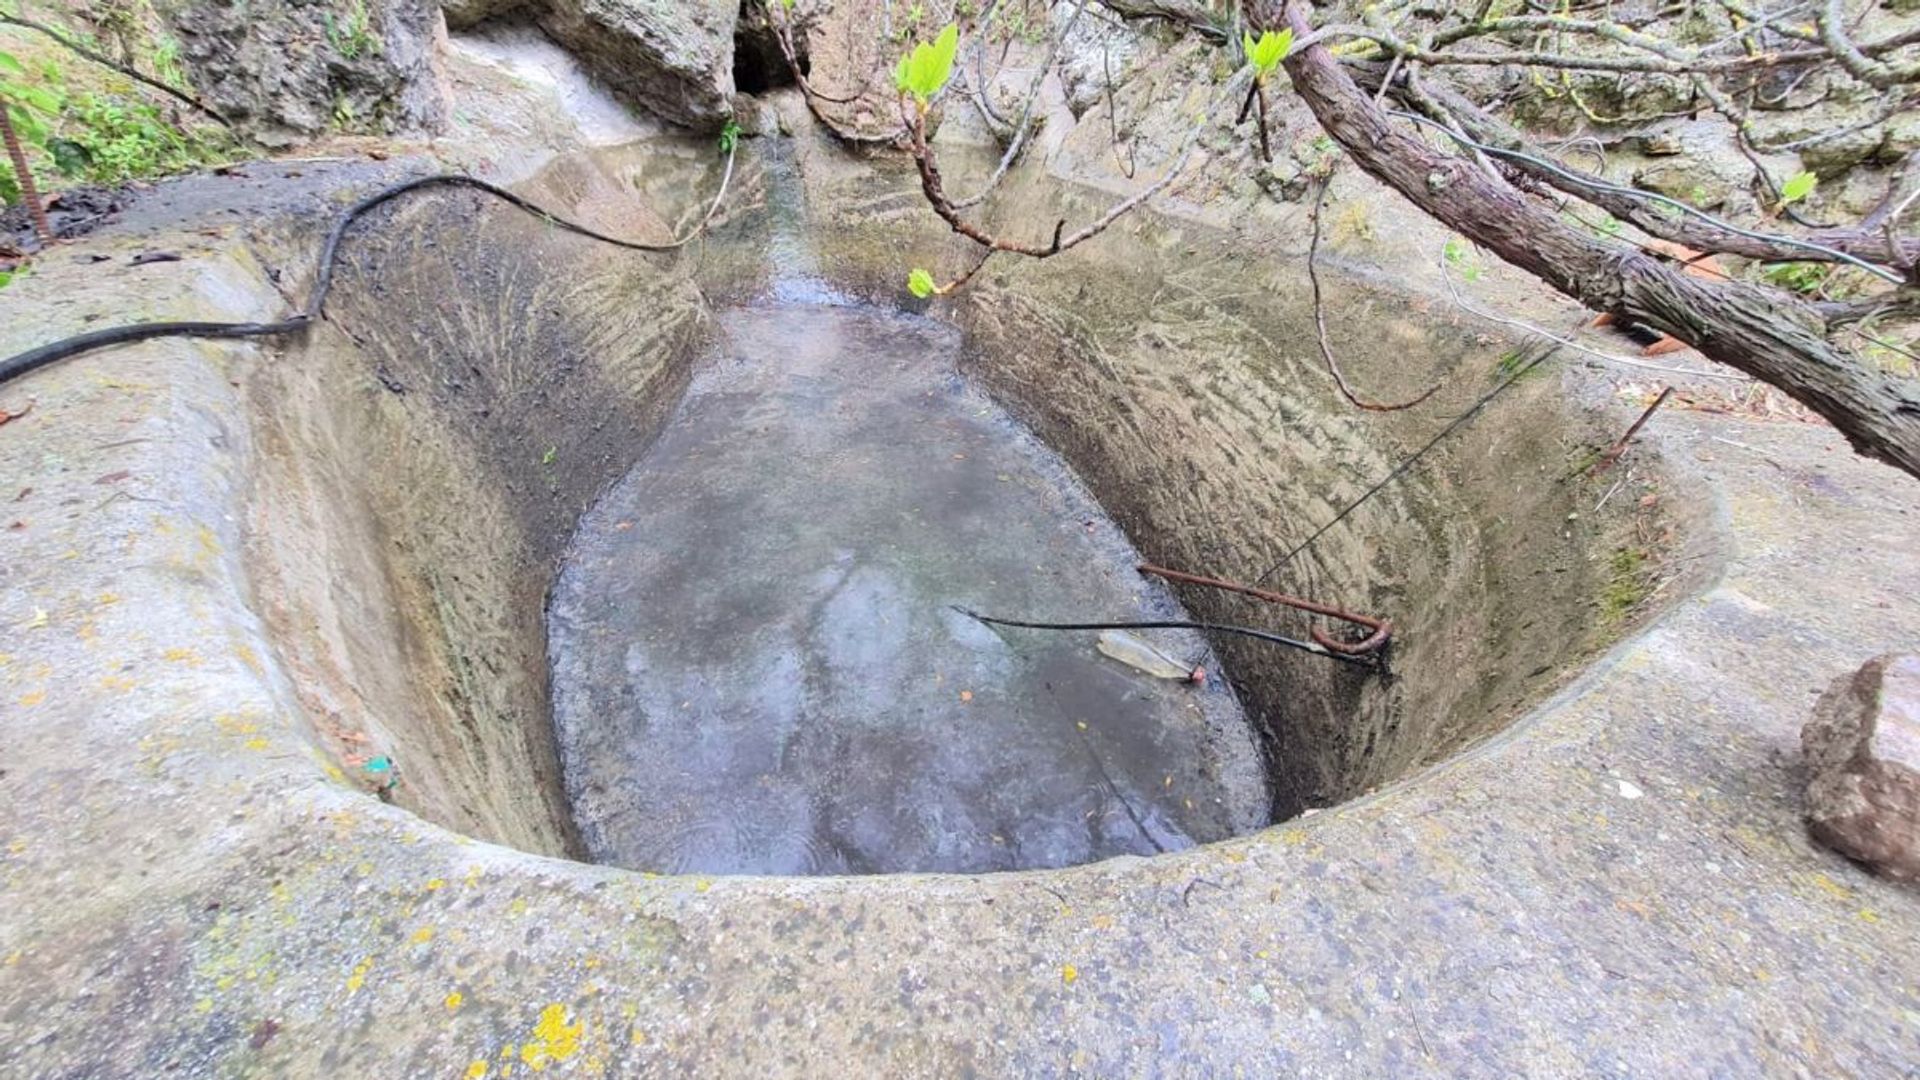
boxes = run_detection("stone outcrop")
[534,0,738,130]
[1804,653,1920,881]
[165,0,451,147]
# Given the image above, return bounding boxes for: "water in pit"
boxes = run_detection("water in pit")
[547,304,1269,875]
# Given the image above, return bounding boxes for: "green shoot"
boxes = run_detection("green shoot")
[1242,28,1293,83]
[894,23,959,109]
[907,268,936,298]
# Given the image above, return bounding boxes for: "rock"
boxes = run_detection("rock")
[1632,160,1737,211]
[1803,653,1920,881]
[1798,126,1887,179]
[166,0,450,147]
[536,0,738,130]
[731,93,783,138]
[1054,4,1143,116]
[1625,118,1762,211]
[442,0,528,30]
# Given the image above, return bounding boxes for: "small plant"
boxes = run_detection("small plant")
[894,23,958,111]
[151,35,187,90]
[1491,347,1545,382]
[1243,28,1294,81]
[1779,170,1817,206]
[906,267,936,298]
[324,0,381,61]
[1238,28,1293,163]
[1762,260,1828,294]
[1444,236,1485,282]
[717,119,741,154]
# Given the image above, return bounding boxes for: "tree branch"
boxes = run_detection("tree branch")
[1273,0,1920,479]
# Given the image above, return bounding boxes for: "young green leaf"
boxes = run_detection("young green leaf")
[907,268,937,298]
[1243,28,1293,79]
[894,23,960,106]
[1780,170,1817,205]
[0,50,25,76]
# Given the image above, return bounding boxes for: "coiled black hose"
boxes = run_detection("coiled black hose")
[0,161,735,389]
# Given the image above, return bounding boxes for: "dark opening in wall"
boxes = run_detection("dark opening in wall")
[733,18,799,95]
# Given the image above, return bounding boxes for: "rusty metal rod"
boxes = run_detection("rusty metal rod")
[1594,384,1675,472]
[1137,563,1392,656]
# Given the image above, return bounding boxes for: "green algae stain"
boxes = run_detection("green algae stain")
[1600,546,1652,626]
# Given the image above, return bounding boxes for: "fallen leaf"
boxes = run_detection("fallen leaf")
[0,401,33,426]
[959,690,972,702]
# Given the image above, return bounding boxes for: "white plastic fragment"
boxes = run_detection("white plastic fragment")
[1096,630,1194,681]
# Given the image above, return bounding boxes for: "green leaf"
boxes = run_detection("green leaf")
[12,84,60,115]
[1780,170,1817,205]
[907,268,936,298]
[0,50,24,76]
[1244,28,1293,76]
[718,119,741,154]
[7,102,46,146]
[894,23,959,105]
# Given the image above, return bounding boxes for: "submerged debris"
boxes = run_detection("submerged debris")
[1096,630,1202,683]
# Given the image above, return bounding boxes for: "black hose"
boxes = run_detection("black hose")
[1,172,712,389]
[954,607,1378,667]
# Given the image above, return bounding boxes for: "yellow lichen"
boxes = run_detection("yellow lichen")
[411,927,435,944]
[345,956,373,993]
[465,1061,489,1079]
[519,1004,583,1071]
[1061,964,1078,985]
[446,991,464,1010]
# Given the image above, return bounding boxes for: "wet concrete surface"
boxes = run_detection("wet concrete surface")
[547,304,1268,875]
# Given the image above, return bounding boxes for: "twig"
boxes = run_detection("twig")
[904,91,1199,278]
[1308,170,1440,411]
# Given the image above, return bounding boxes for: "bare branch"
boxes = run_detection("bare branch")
[1272,0,1920,478]
[1308,170,1442,411]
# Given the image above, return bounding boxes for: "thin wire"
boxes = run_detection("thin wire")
[1252,339,1562,587]
[1388,109,1904,282]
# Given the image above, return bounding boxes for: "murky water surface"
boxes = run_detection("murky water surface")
[548,304,1267,874]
